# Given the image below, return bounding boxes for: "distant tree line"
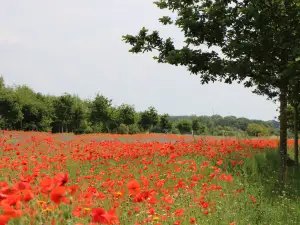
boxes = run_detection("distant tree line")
[0,77,280,136]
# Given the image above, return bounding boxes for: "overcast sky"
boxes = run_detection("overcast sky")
[0,0,278,120]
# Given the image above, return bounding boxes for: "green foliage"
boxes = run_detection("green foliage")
[191,119,200,132]
[138,106,159,132]
[91,122,104,133]
[71,97,87,134]
[247,123,270,137]
[171,126,180,134]
[117,124,129,134]
[286,104,300,131]
[118,104,136,126]
[169,115,278,136]
[106,107,120,132]
[0,77,280,136]
[0,86,23,129]
[0,76,4,89]
[150,125,163,134]
[128,124,140,134]
[159,114,172,133]
[53,94,75,133]
[90,94,112,125]
[176,120,192,134]
[213,125,238,136]
[191,118,208,135]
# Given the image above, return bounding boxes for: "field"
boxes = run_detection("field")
[0,131,300,225]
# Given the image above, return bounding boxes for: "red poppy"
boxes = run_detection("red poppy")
[127,180,140,196]
[54,173,68,186]
[20,189,34,202]
[0,215,10,225]
[91,208,118,224]
[91,208,107,224]
[1,204,22,218]
[50,186,68,204]
[190,218,196,224]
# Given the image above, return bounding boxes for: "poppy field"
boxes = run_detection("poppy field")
[0,131,300,225]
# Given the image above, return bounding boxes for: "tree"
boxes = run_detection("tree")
[159,114,172,133]
[192,118,208,135]
[118,104,136,126]
[222,1,300,181]
[106,107,121,132]
[0,76,4,90]
[176,120,192,134]
[0,86,22,130]
[70,96,88,134]
[90,94,112,132]
[194,119,208,135]
[217,116,237,128]
[14,85,53,131]
[122,0,300,183]
[247,123,270,137]
[14,85,36,130]
[37,94,55,132]
[53,94,75,133]
[192,119,200,133]
[287,103,300,166]
[139,106,159,132]
[286,65,300,166]
[236,118,251,131]
[198,116,214,133]
[117,123,129,134]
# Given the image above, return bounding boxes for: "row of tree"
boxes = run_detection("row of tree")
[0,77,280,136]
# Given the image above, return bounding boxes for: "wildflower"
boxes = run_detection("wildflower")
[175,209,184,216]
[72,207,82,217]
[42,208,52,213]
[115,191,122,196]
[92,208,118,224]
[54,173,68,186]
[251,195,257,203]
[190,218,196,224]
[153,216,159,221]
[91,208,106,224]
[0,215,10,225]
[20,189,34,202]
[216,159,223,165]
[127,180,140,196]
[174,220,181,225]
[50,186,68,204]
[204,210,209,215]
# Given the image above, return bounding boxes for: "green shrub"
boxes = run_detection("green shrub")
[117,124,129,134]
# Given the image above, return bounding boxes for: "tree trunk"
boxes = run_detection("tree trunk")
[294,105,299,167]
[279,89,288,183]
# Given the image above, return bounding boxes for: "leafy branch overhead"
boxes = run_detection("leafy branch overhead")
[123,0,300,91]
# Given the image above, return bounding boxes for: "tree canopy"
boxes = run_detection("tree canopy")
[123,0,300,182]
